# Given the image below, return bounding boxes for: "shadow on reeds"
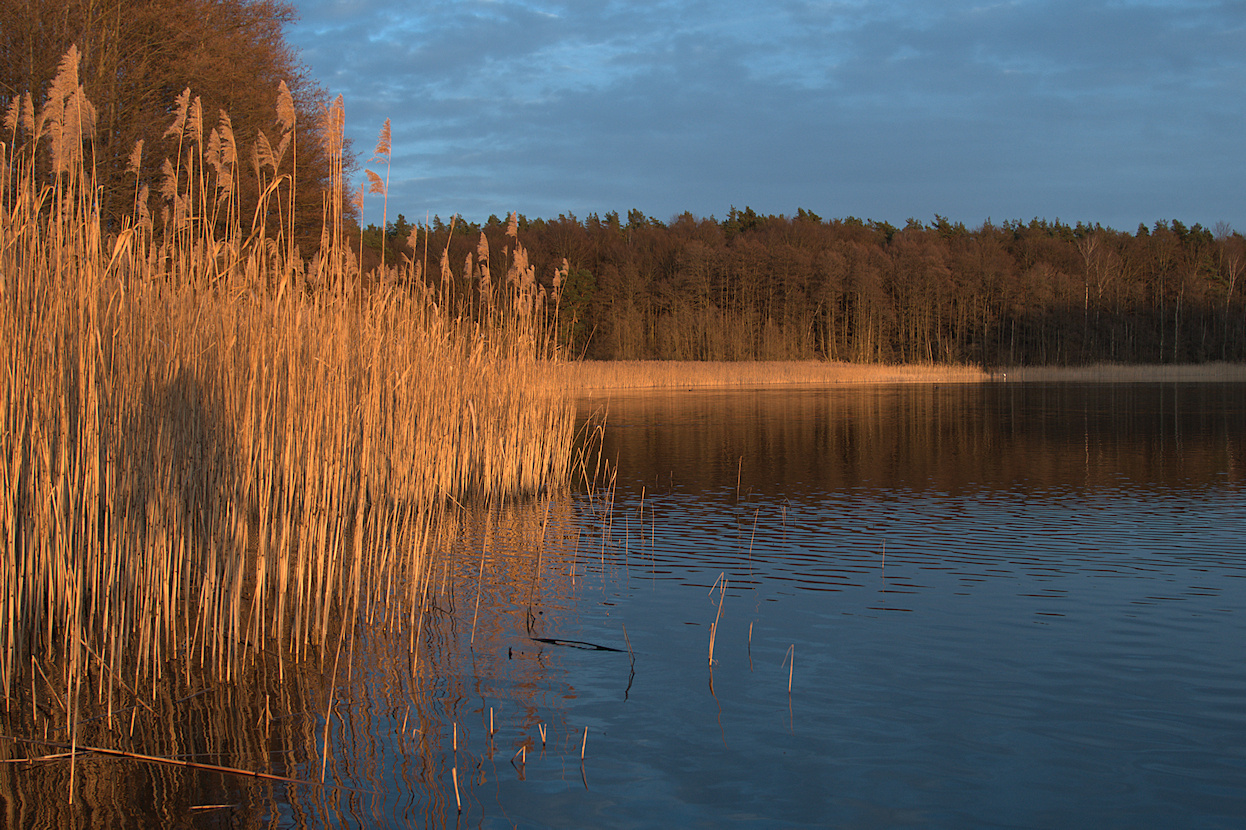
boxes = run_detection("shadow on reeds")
[0,47,583,826]
[137,362,242,577]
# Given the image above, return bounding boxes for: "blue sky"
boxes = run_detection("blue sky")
[286,0,1245,232]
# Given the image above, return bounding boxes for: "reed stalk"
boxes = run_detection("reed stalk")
[1,49,579,802]
[708,573,727,666]
[783,645,795,694]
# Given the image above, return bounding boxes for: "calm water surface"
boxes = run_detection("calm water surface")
[45,382,1238,828]
[441,382,1246,829]
[56,378,1236,822]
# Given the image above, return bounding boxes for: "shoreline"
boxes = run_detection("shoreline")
[995,363,1246,383]
[553,360,1246,392]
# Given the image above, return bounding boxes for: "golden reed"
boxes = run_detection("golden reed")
[0,46,577,787]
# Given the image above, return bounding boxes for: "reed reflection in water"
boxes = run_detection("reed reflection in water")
[5,383,1241,828]
[0,496,607,829]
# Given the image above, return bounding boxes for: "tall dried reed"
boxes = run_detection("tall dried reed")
[0,47,576,772]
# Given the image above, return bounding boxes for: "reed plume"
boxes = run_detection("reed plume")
[1,51,579,809]
[275,80,297,263]
[3,95,20,135]
[187,95,203,146]
[164,88,190,139]
[126,139,144,176]
[368,118,392,269]
[365,168,385,195]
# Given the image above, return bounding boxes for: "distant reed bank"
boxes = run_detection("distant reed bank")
[556,360,987,390]
[555,360,1246,391]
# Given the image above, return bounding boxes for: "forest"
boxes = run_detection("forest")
[4,1,1241,369]
[0,0,340,248]
[363,208,1245,367]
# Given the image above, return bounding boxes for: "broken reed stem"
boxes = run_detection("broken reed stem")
[749,508,759,557]
[471,510,492,646]
[321,628,345,784]
[6,736,323,789]
[580,726,588,761]
[622,623,634,665]
[0,752,81,764]
[708,572,726,665]
[708,572,726,597]
[68,671,78,804]
[783,645,795,694]
[451,718,461,812]
[638,486,645,548]
[530,500,550,604]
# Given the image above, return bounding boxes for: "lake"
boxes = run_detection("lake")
[414,381,1246,829]
[10,381,1244,828]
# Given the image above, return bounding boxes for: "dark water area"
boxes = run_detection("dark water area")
[10,383,1243,828]
[467,382,1246,829]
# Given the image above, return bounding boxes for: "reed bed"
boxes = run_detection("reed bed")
[0,47,577,794]
[556,360,989,391]
[555,358,1246,392]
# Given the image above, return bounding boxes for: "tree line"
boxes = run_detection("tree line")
[6,3,1240,367]
[362,208,1244,366]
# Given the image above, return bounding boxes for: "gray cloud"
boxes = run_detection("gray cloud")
[287,0,1246,230]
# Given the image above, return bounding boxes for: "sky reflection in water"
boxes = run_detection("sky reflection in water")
[9,383,1241,827]
[460,383,1246,829]
[221,382,1246,828]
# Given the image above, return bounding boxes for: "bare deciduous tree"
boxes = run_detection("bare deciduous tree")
[0,0,350,249]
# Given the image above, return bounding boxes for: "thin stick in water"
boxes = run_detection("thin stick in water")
[321,629,345,783]
[708,571,726,597]
[748,508,759,568]
[4,736,322,788]
[748,621,755,672]
[471,510,492,646]
[783,644,794,694]
[638,486,645,549]
[708,573,726,665]
[622,623,634,666]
